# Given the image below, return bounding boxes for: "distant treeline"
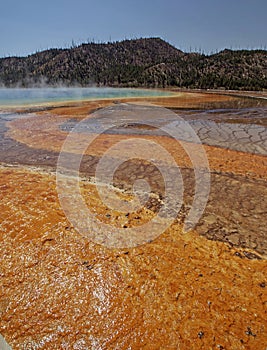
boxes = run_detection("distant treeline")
[0,38,266,91]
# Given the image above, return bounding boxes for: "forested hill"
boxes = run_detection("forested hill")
[0,37,266,90]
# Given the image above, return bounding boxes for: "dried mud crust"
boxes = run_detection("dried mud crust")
[0,167,267,349]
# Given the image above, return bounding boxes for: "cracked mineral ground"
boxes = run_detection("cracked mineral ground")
[0,91,267,349]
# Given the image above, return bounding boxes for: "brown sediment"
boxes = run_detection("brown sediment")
[0,91,267,349]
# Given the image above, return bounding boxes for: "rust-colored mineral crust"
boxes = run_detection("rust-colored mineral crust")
[0,167,266,349]
[0,92,266,349]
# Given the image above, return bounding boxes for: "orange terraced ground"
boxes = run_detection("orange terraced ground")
[0,91,267,349]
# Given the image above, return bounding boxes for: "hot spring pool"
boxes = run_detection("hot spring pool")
[0,87,173,107]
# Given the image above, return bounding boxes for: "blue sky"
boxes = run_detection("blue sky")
[0,0,266,57]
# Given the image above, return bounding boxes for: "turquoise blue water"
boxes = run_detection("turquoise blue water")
[0,87,172,107]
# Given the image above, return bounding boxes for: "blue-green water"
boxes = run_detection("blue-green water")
[0,87,172,107]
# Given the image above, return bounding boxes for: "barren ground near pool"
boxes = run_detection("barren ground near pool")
[0,91,266,349]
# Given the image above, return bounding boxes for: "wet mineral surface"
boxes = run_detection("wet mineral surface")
[0,91,267,349]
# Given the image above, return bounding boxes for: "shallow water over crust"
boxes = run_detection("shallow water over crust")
[0,166,266,349]
[60,105,267,155]
[0,100,267,255]
[0,92,267,349]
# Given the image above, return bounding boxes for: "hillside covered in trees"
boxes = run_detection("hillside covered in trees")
[0,38,266,90]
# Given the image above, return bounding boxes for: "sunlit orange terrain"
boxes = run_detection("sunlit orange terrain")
[0,91,266,349]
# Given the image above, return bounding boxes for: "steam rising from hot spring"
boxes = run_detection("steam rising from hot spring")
[0,87,173,107]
